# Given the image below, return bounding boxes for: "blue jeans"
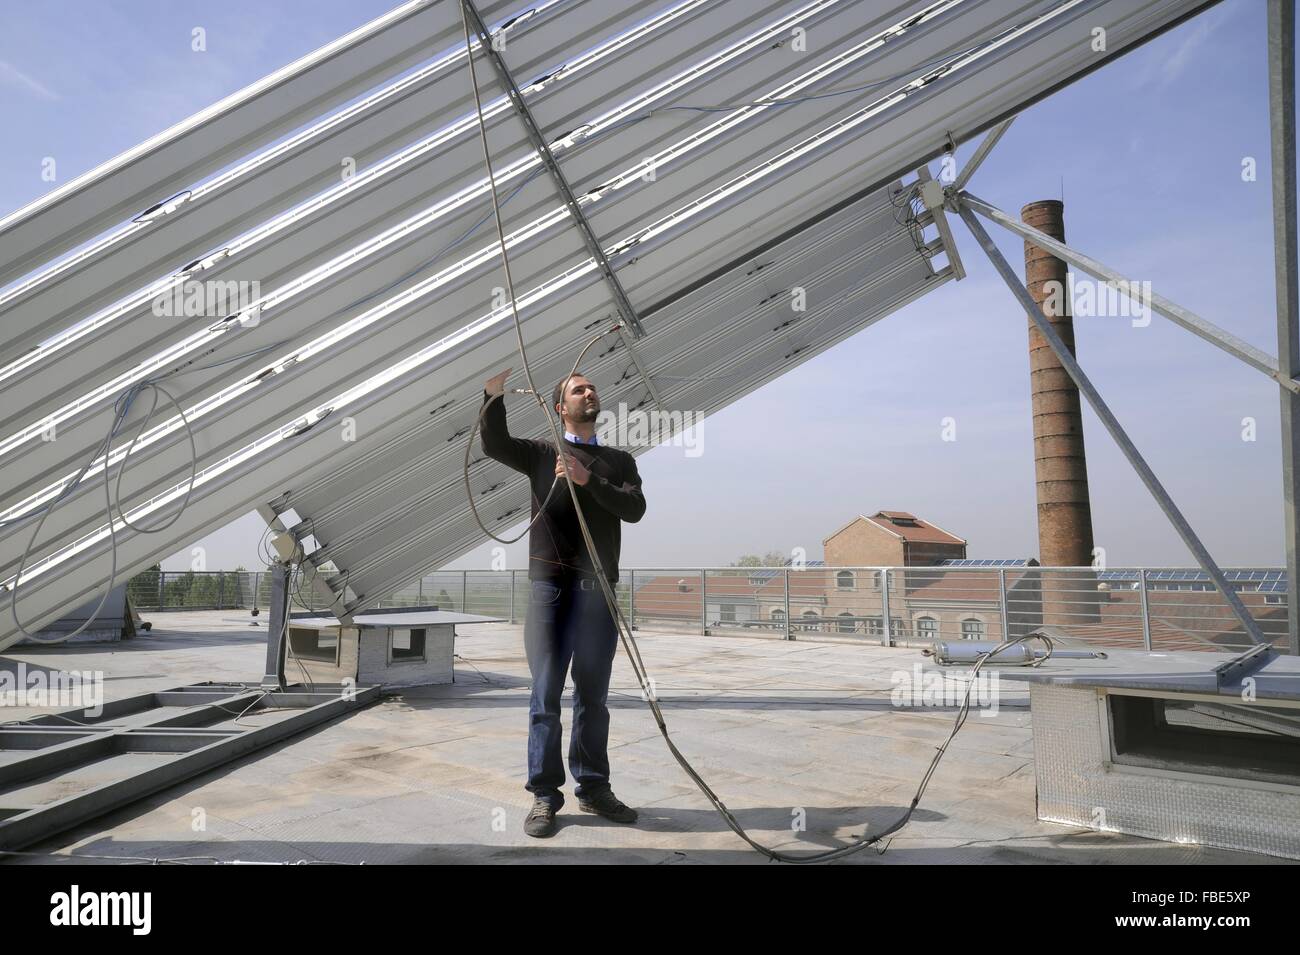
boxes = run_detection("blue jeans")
[523,576,618,810]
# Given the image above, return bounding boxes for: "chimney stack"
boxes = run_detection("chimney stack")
[1021,199,1096,568]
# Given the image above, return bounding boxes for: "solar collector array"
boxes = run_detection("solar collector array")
[0,0,1215,647]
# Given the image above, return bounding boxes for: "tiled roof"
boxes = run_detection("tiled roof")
[864,511,966,546]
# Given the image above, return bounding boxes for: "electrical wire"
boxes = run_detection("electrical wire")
[463,325,618,546]
[0,1,1028,818]
[0,142,550,646]
[3,0,987,646]
[458,1,1054,864]
[4,377,200,644]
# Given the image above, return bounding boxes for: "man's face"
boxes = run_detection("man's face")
[559,376,600,424]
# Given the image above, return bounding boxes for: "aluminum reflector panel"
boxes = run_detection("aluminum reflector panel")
[0,0,1218,647]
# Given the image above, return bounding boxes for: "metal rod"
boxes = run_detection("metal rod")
[960,191,1297,392]
[998,567,1010,641]
[700,569,707,635]
[783,568,791,640]
[262,562,290,690]
[459,0,647,340]
[879,567,892,647]
[951,117,1015,192]
[1269,0,1300,655]
[957,202,1268,647]
[615,324,667,412]
[1139,568,1152,651]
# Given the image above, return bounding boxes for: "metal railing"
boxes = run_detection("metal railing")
[130,565,1289,653]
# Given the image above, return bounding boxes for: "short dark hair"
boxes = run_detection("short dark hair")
[552,372,588,412]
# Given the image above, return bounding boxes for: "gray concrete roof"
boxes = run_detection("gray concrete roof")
[0,611,1285,865]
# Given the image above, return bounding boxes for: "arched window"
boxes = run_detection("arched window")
[801,609,821,632]
[916,617,938,640]
[837,611,856,633]
[836,570,855,590]
[961,618,986,640]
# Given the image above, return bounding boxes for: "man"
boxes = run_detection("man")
[481,366,647,838]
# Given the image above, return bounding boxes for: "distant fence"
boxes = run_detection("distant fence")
[132,566,1290,654]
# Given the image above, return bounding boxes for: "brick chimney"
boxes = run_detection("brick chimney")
[1022,200,1099,627]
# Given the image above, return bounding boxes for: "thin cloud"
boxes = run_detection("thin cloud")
[1159,17,1213,85]
[0,58,59,101]
[1129,10,1223,90]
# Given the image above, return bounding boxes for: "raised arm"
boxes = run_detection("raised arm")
[479,367,537,474]
[584,452,646,523]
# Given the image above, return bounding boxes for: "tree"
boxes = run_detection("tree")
[730,551,787,567]
[129,563,162,609]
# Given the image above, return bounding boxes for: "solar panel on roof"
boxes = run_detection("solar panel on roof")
[0,0,1222,647]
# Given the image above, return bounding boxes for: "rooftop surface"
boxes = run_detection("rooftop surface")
[0,611,1287,865]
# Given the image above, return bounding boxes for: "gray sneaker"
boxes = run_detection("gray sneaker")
[577,789,638,823]
[524,797,558,838]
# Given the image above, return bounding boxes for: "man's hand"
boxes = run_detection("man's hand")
[484,367,512,396]
[554,448,589,486]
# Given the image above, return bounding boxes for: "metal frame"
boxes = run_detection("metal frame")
[916,165,966,280]
[956,203,1273,665]
[958,192,1297,391]
[459,0,647,339]
[0,682,381,851]
[0,0,1242,651]
[0,0,481,287]
[952,117,1015,193]
[1268,0,1300,657]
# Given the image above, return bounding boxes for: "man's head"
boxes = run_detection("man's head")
[552,372,599,425]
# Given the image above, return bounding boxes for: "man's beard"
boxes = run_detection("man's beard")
[571,400,599,423]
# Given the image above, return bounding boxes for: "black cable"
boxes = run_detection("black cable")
[459,1,1054,864]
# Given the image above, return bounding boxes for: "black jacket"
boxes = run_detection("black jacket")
[480,390,645,582]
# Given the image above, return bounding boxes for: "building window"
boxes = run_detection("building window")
[961,618,986,640]
[836,570,855,590]
[800,610,821,632]
[720,604,736,623]
[916,617,938,640]
[288,626,339,664]
[837,612,856,633]
[391,627,426,662]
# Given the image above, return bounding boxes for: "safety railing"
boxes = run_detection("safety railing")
[130,565,1289,653]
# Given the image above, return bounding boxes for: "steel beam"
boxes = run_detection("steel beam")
[614,323,667,413]
[960,191,1298,393]
[0,683,381,851]
[459,0,647,339]
[951,117,1015,193]
[1268,0,1300,655]
[957,201,1269,647]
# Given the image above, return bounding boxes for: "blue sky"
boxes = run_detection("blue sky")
[0,0,1294,572]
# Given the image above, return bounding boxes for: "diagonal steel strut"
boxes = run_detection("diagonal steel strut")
[459,0,647,340]
[956,200,1269,650]
[959,191,1297,393]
